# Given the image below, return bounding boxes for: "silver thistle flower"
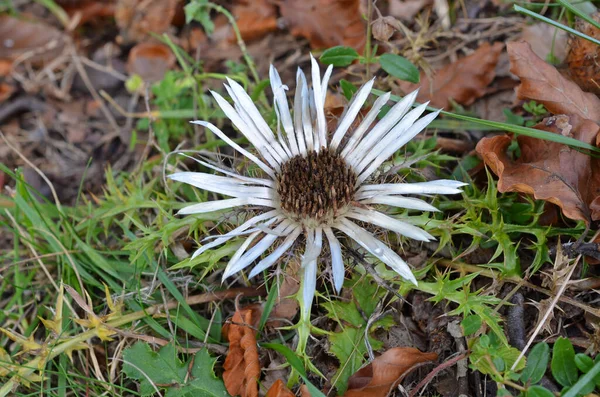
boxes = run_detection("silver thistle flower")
[170,56,466,313]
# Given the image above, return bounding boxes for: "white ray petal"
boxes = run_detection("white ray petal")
[192,214,280,258]
[329,78,375,150]
[308,87,320,150]
[361,195,439,212]
[224,85,288,167]
[302,259,317,317]
[345,206,434,241]
[223,221,293,279]
[324,227,344,293]
[169,172,275,199]
[310,54,327,148]
[222,230,261,281]
[345,89,418,166]
[334,218,417,285]
[353,102,429,174]
[270,65,299,156]
[225,78,292,159]
[303,227,322,264]
[210,90,282,169]
[301,76,314,152]
[357,110,440,184]
[340,92,391,158]
[357,180,467,197]
[248,226,302,278]
[294,68,307,155]
[178,154,275,187]
[191,121,275,178]
[321,64,333,104]
[178,197,275,215]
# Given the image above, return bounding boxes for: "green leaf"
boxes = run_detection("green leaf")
[123,342,188,396]
[122,342,228,397]
[184,0,214,34]
[562,361,600,397]
[322,276,390,394]
[521,342,549,385]
[574,353,593,373]
[526,385,555,397]
[461,315,481,336]
[340,79,358,100]
[175,349,230,397]
[379,53,419,83]
[551,337,579,387]
[320,46,359,67]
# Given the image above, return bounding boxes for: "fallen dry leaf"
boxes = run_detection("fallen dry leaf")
[508,41,600,123]
[344,347,438,397]
[476,114,600,225]
[279,0,366,51]
[398,42,504,109]
[127,42,176,82]
[233,0,278,42]
[521,23,568,64]
[566,13,600,95]
[115,0,180,43]
[0,15,66,65]
[389,0,433,22]
[63,1,116,27]
[266,380,295,397]
[223,305,262,397]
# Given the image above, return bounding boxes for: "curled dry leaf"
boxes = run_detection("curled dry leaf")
[476,114,600,225]
[344,347,438,397]
[398,42,504,109]
[266,379,295,397]
[0,15,66,65]
[232,0,278,42]
[508,41,600,123]
[127,42,176,82]
[566,13,600,95]
[279,0,366,51]
[222,306,262,397]
[115,0,180,43]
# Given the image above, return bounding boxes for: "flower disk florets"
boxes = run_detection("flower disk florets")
[276,148,357,225]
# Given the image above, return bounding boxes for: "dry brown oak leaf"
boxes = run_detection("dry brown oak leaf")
[222,306,262,397]
[232,0,278,42]
[266,380,296,397]
[279,0,366,51]
[566,13,600,95]
[476,114,600,225]
[398,42,503,109]
[344,347,438,397]
[508,41,600,123]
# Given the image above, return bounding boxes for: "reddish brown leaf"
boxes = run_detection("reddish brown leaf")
[115,0,179,43]
[0,15,66,65]
[232,0,278,42]
[476,114,600,225]
[127,42,175,82]
[398,42,504,109]
[508,41,600,122]
[63,1,116,27]
[566,13,600,95]
[279,0,366,51]
[223,306,262,397]
[344,347,438,397]
[266,380,295,397]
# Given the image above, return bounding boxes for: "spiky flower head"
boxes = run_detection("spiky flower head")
[170,56,465,313]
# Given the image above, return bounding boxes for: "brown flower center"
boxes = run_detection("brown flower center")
[276,148,357,223]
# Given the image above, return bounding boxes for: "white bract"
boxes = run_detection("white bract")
[170,56,466,314]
